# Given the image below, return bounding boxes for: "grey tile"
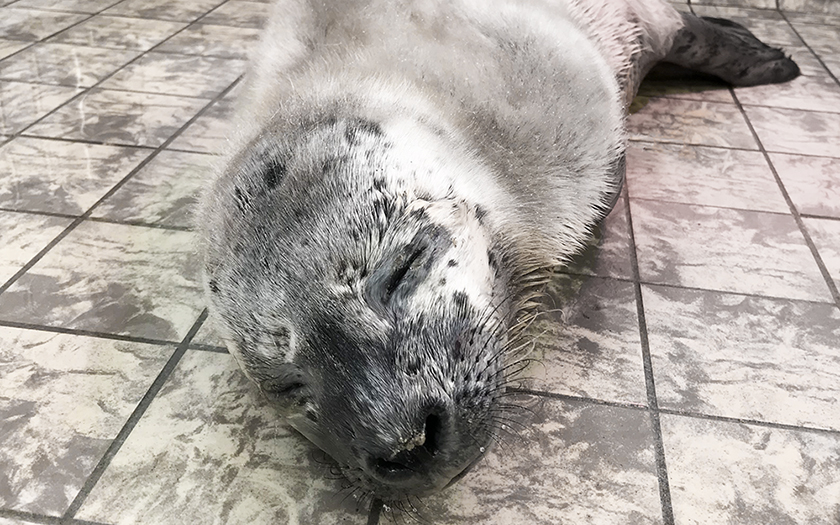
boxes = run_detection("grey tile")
[0,38,30,60]
[0,210,71,284]
[627,141,789,213]
[0,42,140,88]
[662,414,840,525]
[0,8,87,41]
[0,326,173,515]
[690,0,776,9]
[99,52,245,99]
[10,0,119,13]
[0,221,204,340]
[75,350,369,525]
[417,398,663,524]
[645,284,840,430]
[745,106,840,157]
[190,315,225,348]
[528,274,647,406]
[0,80,80,135]
[155,23,261,60]
[771,152,840,218]
[627,98,757,150]
[630,199,832,302]
[803,217,840,293]
[735,72,840,113]
[0,136,149,215]
[781,0,840,17]
[635,77,734,104]
[103,0,222,22]
[784,11,840,26]
[200,1,270,28]
[692,6,800,45]
[790,22,840,59]
[0,517,35,525]
[563,194,634,280]
[91,149,215,228]
[26,88,208,147]
[49,15,186,51]
[166,86,238,153]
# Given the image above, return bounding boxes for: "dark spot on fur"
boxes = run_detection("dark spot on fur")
[452,291,468,310]
[439,278,446,286]
[474,204,487,222]
[234,186,249,213]
[487,249,498,271]
[372,178,386,191]
[209,280,220,294]
[448,259,458,267]
[263,159,286,189]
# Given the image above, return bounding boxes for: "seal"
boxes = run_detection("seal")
[197,0,799,504]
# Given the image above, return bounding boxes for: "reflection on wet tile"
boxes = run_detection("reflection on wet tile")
[563,195,633,280]
[104,0,222,22]
[0,137,149,214]
[49,15,186,51]
[627,98,757,150]
[745,106,840,157]
[662,414,840,525]
[419,398,662,524]
[0,8,87,41]
[100,52,245,99]
[200,1,271,28]
[92,150,216,228]
[626,142,788,213]
[0,80,80,135]
[630,199,831,302]
[75,350,368,525]
[0,326,172,516]
[528,274,647,405]
[0,221,204,340]
[156,23,262,59]
[26,88,208,147]
[735,72,840,113]
[0,39,29,60]
[771,152,840,218]
[11,0,119,13]
[644,285,840,430]
[0,210,71,285]
[803,217,840,292]
[166,90,236,153]
[0,42,140,88]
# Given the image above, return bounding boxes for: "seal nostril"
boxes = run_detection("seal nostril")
[423,413,442,456]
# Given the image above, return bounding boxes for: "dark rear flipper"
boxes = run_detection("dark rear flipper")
[665,13,800,87]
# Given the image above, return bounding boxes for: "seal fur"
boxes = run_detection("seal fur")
[198,0,799,503]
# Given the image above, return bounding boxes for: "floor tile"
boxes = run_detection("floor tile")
[0,210,71,285]
[770,152,840,218]
[0,42,140,88]
[0,38,30,60]
[644,284,840,430]
[662,414,840,525]
[26,88,208,147]
[0,8,87,41]
[745,106,840,157]
[10,0,120,14]
[417,398,663,524]
[0,517,33,525]
[103,0,222,22]
[792,20,840,58]
[0,81,80,135]
[0,326,173,516]
[635,77,734,104]
[74,350,369,525]
[48,15,186,51]
[630,199,831,302]
[0,136,149,215]
[626,142,788,213]
[784,11,840,26]
[91,149,215,228]
[528,274,647,406]
[99,52,245,99]
[692,6,800,45]
[803,217,840,292]
[0,221,204,340]
[155,23,261,59]
[166,86,237,153]
[199,1,270,28]
[690,1,777,10]
[735,72,840,113]
[563,194,634,280]
[627,98,757,150]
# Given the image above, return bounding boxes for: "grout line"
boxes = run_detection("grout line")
[0,76,223,100]
[628,195,793,217]
[508,387,649,411]
[12,134,158,149]
[62,309,209,520]
[779,11,840,87]
[658,408,840,437]
[731,89,840,308]
[0,319,179,346]
[628,137,840,160]
[0,206,194,232]
[0,73,242,296]
[0,508,108,525]
[801,213,840,222]
[622,188,675,524]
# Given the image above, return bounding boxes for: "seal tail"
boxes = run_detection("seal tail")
[664,12,800,87]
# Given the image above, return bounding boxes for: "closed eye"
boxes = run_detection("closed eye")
[384,246,425,300]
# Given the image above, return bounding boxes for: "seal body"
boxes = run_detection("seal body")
[198,0,799,502]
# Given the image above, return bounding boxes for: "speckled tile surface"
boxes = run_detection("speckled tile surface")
[1,1,838,525]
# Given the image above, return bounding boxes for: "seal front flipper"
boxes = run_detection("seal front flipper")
[664,12,800,87]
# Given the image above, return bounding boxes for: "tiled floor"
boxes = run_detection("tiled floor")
[0,1,838,524]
